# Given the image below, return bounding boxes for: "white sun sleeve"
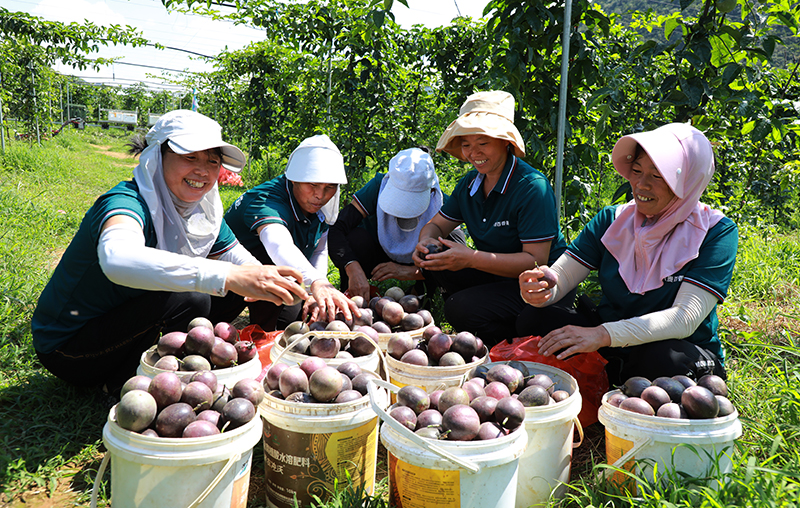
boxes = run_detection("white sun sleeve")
[258,223,327,286]
[97,221,230,296]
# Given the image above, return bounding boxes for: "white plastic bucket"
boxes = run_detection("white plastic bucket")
[93,406,262,508]
[258,386,389,508]
[368,379,528,508]
[270,331,381,375]
[482,361,583,508]
[137,346,263,389]
[598,389,742,490]
[385,346,488,398]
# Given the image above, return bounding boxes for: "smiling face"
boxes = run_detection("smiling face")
[162,146,222,203]
[459,134,510,178]
[628,151,676,217]
[292,181,338,216]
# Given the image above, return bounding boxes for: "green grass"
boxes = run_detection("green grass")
[1,128,799,507]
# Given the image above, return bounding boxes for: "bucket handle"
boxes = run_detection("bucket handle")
[275,331,390,382]
[596,436,653,482]
[89,451,239,508]
[366,378,481,474]
[572,417,584,449]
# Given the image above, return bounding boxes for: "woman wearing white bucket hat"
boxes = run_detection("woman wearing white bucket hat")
[328,147,466,302]
[519,123,737,386]
[413,90,571,347]
[32,110,306,396]
[220,134,360,329]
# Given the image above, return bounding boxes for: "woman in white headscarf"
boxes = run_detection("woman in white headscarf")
[519,123,737,386]
[32,110,306,395]
[220,134,360,330]
[328,147,466,302]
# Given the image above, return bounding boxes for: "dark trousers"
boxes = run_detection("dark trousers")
[338,226,467,299]
[428,269,578,349]
[208,291,303,331]
[516,296,727,386]
[36,291,210,393]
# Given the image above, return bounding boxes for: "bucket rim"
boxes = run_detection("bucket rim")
[385,345,489,375]
[259,386,389,416]
[139,347,261,379]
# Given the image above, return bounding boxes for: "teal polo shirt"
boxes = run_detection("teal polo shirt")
[352,172,385,245]
[32,180,239,354]
[439,156,567,264]
[566,205,738,361]
[225,175,328,264]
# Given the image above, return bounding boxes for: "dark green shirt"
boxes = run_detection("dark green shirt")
[566,205,738,361]
[32,180,238,354]
[439,156,567,264]
[224,175,328,263]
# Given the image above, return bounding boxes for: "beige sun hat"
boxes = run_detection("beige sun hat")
[436,90,526,161]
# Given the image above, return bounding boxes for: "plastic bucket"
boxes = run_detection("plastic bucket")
[376,323,433,351]
[385,346,488,400]
[368,379,528,508]
[92,406,263,508]
[270,331,381,375]
[481,361,583,507]
[137,346,263,389]
[258,386,389,508]
[598,390,742,490]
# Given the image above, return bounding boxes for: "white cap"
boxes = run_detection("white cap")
[378,148,437,218]
[145,109,246,172]
[285,134,347,184]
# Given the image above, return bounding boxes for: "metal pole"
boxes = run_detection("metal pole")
[554,0,573,223]
[59,81,63,123]
[0,67,5,152]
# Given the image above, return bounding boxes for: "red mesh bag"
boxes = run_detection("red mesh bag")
[239,325,282,382]
[490,335,609,427]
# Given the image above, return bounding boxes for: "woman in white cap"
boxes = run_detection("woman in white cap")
[329,147,465,302]
[32,110,306,395]
[519,123,737,386]
[220,134,359,329]
[413,91,571,347]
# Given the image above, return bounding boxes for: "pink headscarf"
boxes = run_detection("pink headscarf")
[601,123,725,294]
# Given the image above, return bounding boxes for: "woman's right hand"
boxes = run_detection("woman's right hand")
[226,264,307,305]
[345,262,371,302]
[519,267,555,306]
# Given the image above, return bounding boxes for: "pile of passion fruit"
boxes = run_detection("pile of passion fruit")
[610,374,735,419]
[113,370,262,438]
[143,317,257,372]
[389,362,574,441]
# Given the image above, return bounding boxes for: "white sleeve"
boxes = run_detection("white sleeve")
[309,230,330,276]
[601,282,719,347]
[215,242,261,266]
[534,254,590,307]
[97,222,231,296]
[259,223,326,286]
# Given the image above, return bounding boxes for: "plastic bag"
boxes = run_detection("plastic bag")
[239,324,282,382]
[490,335,609,427]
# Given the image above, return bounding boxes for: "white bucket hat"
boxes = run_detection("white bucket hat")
[378,148,437,219]
[284,134,347,224]
[146,109,246,172]
[436,90,526,161]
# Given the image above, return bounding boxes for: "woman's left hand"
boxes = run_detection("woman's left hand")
[305,279,361,323]
[417,237,474,272]
[537,325,611,360]
[371,262,422,282]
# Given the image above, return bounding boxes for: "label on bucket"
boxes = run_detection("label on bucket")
[230,450,253,508]
[605,430,636,491]
[262,417,378,508]
[388,452,460,508]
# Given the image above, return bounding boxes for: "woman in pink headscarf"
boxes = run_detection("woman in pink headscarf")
[518,123,737,385]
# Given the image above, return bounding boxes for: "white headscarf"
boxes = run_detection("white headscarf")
[132,110,246,257]
[285,134,347,225]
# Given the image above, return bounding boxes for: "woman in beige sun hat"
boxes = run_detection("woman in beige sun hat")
[413,90,573,347]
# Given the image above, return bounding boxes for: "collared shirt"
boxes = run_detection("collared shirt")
[566,205,738,360]
[224,175,328,264]
[438,155,566,264]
